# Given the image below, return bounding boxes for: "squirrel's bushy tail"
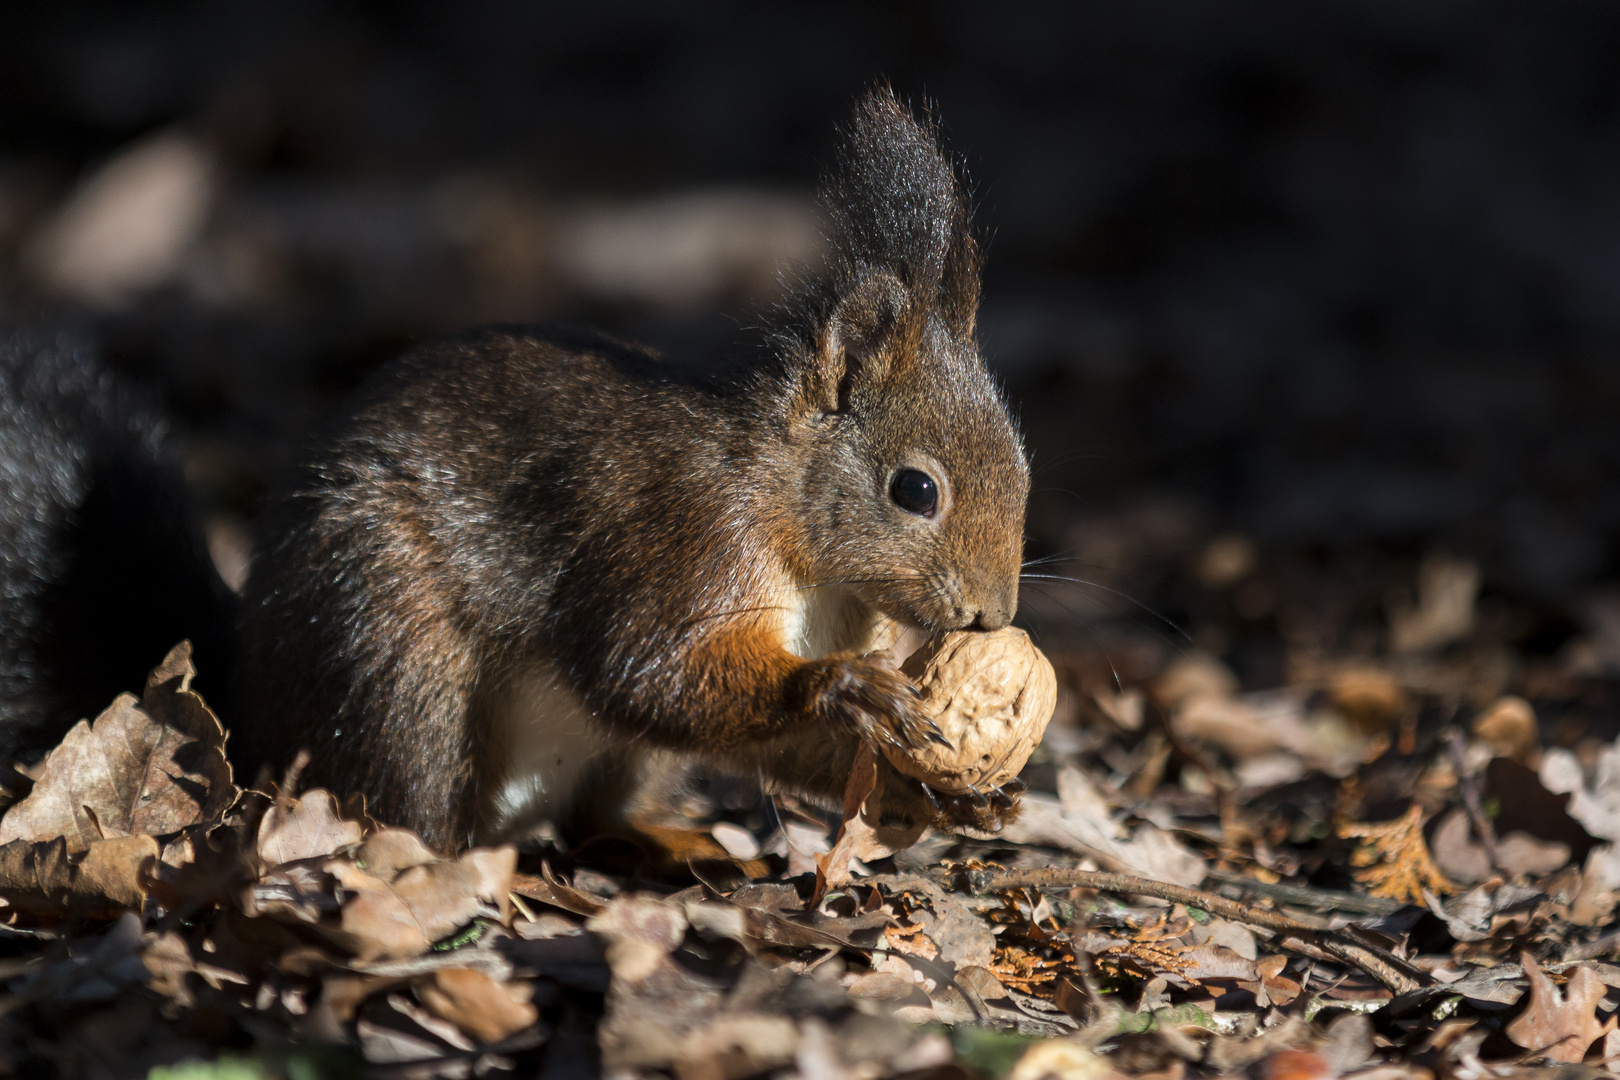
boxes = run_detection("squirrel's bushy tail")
[0,330,234,758]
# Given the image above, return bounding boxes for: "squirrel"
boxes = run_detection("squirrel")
[0,330,234,764]
[237,89,1030,853]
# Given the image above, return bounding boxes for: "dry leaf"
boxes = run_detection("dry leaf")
[257,789,365,866]
[1340,804,1454,903]
[1006,1038,1126,1080]
[1154,654,1240,709]
[327,862,431,960]
[587,895,689,986]
[0,642,237,852]
[1389,554,1479,653]
[1473,696,1539,765]
[323,844,516,961]
[818,746,884,890]
[1243,954,1302,1008]
[1261,1050,1332,1080]
[511,865,606,917]
[353,828,442,877]
[0,832,158,914]
[390,846,514,931]
[815,746,931,895]
[1504,952,1613,1063]
[142,929,196,1008]
[417,967,537,1044]
[1331,668,1407,733]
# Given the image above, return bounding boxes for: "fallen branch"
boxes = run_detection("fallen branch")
[1203,869,1405,917]
[940,866,1427,996]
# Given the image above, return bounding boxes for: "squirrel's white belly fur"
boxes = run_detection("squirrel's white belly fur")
[484,578,890,843]
[484,660,611,843]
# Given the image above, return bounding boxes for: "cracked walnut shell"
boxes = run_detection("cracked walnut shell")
[886,627,1057,794]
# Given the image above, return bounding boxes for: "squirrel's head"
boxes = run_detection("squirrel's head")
[775,89,1028,633]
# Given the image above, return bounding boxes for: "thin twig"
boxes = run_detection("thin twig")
[1203,869,1405,917]
[1563,930,1620,964]
[1444,726,1500,872]
[940,866,1427,996]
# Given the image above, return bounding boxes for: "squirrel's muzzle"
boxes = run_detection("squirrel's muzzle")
[970,579,1018,631]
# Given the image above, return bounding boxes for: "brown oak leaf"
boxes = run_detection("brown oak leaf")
[418,967,537,1044]
[1505,952,1614,1063]
[0,642,237,852]
[322,844,516,962]
[256,789,365,867]
[816,745,926,893]
[0,833,158,914]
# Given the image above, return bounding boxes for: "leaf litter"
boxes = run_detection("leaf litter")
[8,549,1620,1077]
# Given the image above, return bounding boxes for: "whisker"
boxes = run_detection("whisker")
[1030,486,1093,509]
[793,575,922,592]
[1029,447,1118,478]
[1019,573,1189,640]
[1020,581,1190,655]
[1020,553,1131,574]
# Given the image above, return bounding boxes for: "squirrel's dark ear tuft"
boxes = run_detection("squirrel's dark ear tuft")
[822,87,980,340]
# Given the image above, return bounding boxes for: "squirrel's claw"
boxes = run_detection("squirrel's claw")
[809,654,944,754]
[913,779,1026,835]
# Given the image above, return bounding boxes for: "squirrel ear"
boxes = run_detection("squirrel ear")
[803,271,909,415]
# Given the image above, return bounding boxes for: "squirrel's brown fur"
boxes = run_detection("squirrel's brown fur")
[237,90,1029,851]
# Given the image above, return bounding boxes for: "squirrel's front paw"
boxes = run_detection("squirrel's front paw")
[873,763,1026,835]
[803,653,949,753]
[921,776,1026,834]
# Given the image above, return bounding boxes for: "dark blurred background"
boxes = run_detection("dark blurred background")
[4,1,1620,692]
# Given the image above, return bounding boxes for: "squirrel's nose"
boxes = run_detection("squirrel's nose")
[972,608,1010,632]
[970,587,1016,631]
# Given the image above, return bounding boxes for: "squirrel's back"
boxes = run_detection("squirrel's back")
[238,325,784,838]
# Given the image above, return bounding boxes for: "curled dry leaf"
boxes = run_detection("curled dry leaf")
[417,967,537,1045]
[0,642,237,852]
[587,895,689,986]
[1473,696,1539,765]
[1505,953,1613,1063]
[818,746,893,891]
[322,844,517,962]
[256,789,365,866]
[0,832,158,914]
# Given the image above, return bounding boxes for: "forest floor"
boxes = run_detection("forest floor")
[3,539,1620,1080]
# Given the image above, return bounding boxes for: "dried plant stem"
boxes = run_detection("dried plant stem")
[1444,726,1501,872]
[1203,869,1405,917]
[944,866,1426,996]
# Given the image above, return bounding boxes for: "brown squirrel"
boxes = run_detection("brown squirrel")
[237,90,1030,852]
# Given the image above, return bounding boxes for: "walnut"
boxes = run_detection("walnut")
[883,628,1057,794]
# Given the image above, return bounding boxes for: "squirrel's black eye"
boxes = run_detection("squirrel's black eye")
[890,469,939,517]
